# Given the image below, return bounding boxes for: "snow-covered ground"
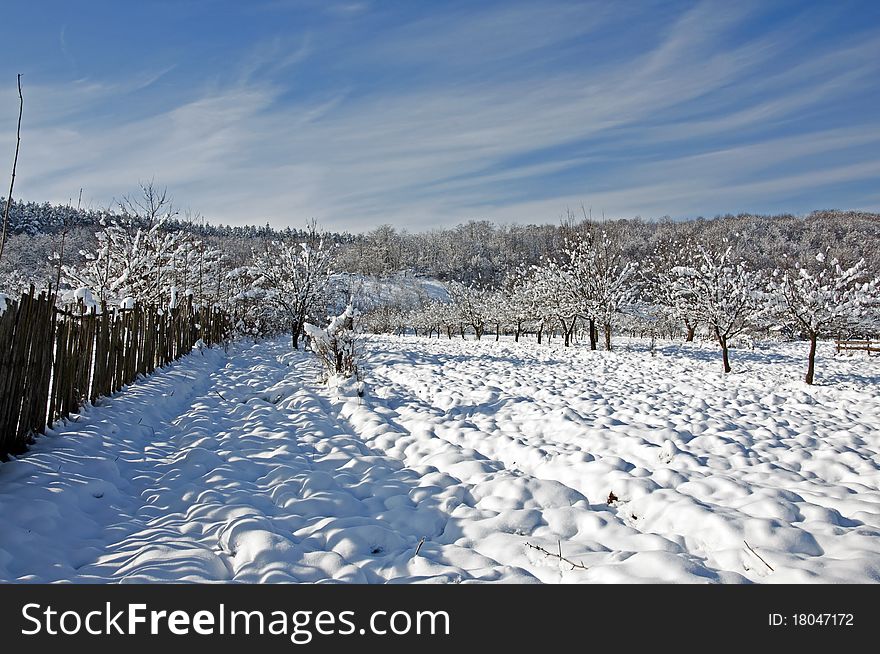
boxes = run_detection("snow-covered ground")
[1,335,879,583]
[337,272,449,308]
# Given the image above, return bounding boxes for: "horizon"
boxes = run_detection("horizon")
[6,192,878,236]
[2,1,880,231]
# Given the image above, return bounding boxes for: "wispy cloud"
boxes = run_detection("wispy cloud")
[2,0,878,230]
[59,25,76,71]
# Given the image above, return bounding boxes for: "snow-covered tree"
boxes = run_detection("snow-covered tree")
[534,232,636,350]
[498,266,537,342]
[529,259,578,345]
[768,252,880,384]
[578,233,638,351]
[447,281,490,340]
[361,304,399,334]
[435,299,461,339]
[643,236,701,341]
[62,218,181,306]
[304,302,360,379]
[673,245,766,373]
[549,240,593,347]
[225,266,280,337]
[249,223,335,348]
[408,300,442,338]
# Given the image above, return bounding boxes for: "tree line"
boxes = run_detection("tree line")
[364,228,880,385]
[1,185,878,384]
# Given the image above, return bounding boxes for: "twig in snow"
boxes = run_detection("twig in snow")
[743,540,774,572]
[414,537,426,557]
[526,541,588,571]
[137,417,155,438]
[214,390,229,402]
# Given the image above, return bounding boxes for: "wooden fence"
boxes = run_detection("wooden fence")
[835,339,879,355]
[0,287,232,459]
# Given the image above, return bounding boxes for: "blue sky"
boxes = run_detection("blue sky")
[1,0,879,231]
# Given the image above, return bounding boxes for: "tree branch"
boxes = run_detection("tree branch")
[526,541,588,571]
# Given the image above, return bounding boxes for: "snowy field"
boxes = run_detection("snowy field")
[1,335,879,583]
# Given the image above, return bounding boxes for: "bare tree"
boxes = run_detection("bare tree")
[119,180,175,228]
[0,74,23,266]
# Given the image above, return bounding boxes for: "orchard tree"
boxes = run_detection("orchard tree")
[644,236,701,341]
[250,221,335,348]
[555,232,637,350]
[673,245,765,373]
[437,299,460,339]
[769,252,879,384]
[408,300,443,337]
[501,265,537,342]
[531,258,578,346]
[557,237,598,348]
[62,183,186,306]
[446,280,489,340]
[583,232,638,351]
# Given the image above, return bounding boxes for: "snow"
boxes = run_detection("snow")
[304,303,354,344]
[1,335,879,583]
[74,286,99,310]
[341,272,449,308]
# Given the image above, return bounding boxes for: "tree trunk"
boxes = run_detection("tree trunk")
[537,323,543,345]
[460,324,466,339]
[720,337,731,373]
[714,326,731,373]
[291,322,300,349]
[805,331,817,385]
[604,322,612,351]
[685,319,696,342]
[475,324,483,340]
[565,318,577,347]
[495,322,500,341]
[515,321,521,342]
[589,318,597,350]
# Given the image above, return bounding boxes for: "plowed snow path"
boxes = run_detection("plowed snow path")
[2,335,879,583]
